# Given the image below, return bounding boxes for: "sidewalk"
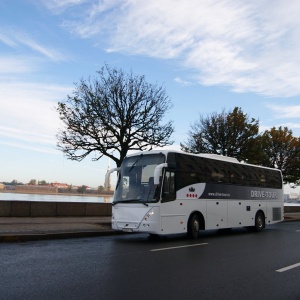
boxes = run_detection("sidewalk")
[0,213,299,242]
[0,216,116,242]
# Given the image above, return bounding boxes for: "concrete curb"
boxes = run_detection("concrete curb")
[282,217,299,222]
[0,232,122,243]
[0,228,124,243]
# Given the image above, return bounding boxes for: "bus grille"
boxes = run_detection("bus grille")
[272,207,282,221]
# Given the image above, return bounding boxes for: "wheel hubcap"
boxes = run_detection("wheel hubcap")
[193,220,199,233]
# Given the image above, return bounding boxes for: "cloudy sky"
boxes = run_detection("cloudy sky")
[1,0,300,190]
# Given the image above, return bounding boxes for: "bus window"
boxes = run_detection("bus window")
[175,153,207,189]
[162,171,176,202]
[230,164,240,184]
[259,170,267,187]
[206,160,228,183]
[229,164,249,185]
[266,169,282,189]
[249,167,260,186]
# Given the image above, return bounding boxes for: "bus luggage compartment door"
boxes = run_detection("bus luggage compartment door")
[206,200,228,229]
[161,214,186,234]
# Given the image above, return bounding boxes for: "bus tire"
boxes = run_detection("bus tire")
[148,233,160,240]
[187,214,200,239]
[254,211,265,232]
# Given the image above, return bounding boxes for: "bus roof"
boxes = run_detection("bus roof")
[198,153,239,163]
[124,150,281,172]
[126,150,238,162]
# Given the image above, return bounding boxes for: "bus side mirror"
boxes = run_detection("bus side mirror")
[154,163,168,185]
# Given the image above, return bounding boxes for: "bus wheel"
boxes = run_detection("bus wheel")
[148,234,160,240]
[254,212,265,232]
[188,214,200,239]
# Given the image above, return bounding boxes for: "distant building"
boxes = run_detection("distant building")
[104,159,112,191]
[50,182,69,188]
[290,193,300,200]
[15,185,58,194]
[0,183,5,190]
[284,192,300,203]
[4,185,15,190]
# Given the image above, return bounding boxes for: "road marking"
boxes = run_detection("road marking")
[296,230,300,232]
[151,243,208,252]
[276,262,300,273]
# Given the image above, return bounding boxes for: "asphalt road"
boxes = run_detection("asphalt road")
[1,222,300,300]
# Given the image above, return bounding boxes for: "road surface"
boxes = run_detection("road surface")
[1,221,300,299]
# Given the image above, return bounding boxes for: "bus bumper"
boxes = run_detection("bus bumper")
[112,205,160,233]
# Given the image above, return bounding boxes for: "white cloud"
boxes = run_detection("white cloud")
[0,126,56,145]
[47,0,300,98]
[279,123,300,132]
[0,29,66,62]
[259,122,300,136]
[174,77,193,87]
[0,56,38,73]
[267,104,300,119]
[0,140,59,155]
[261,103,300,134]
[0,81,72,152]
[19,36,66,62]
[0,32,17,47]
[41,0,88,12]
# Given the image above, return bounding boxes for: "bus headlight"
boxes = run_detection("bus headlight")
[144,209,155,221]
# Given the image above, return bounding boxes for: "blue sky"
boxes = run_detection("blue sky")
[1,0,300,191]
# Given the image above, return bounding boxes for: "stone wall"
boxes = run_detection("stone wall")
[0,201,112,217]
[283,205,300,213]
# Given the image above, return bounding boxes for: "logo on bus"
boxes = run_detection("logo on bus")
[187,187,197,198]
[186,193,198,198]
[250,190,278,199]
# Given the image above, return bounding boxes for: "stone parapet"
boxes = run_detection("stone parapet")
[0,201,112,217]
[283,205,300,213]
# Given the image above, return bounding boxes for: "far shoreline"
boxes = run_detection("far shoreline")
[0,190,114,197]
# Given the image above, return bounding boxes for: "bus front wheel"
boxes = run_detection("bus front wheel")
[254,212,265,232]
[187,214,200,239]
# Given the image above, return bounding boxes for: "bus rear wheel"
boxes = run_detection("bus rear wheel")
[187,214,200,239]
[254,212,265,232]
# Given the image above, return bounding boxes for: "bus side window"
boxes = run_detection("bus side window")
[162,171,176,202]
[259,170,267,187]
[230,164,248,185]
[266,169,282,188]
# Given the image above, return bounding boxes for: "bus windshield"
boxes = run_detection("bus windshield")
[113,153,165,204]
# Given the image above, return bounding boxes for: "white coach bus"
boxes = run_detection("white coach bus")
[107,150,283,238]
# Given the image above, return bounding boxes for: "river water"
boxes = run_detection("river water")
[0,192,113,203]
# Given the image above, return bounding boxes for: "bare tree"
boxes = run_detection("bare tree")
[56,64,174,167]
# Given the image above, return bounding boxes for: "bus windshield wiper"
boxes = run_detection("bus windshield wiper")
[128,154,143,173]
[113,199,148,206]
